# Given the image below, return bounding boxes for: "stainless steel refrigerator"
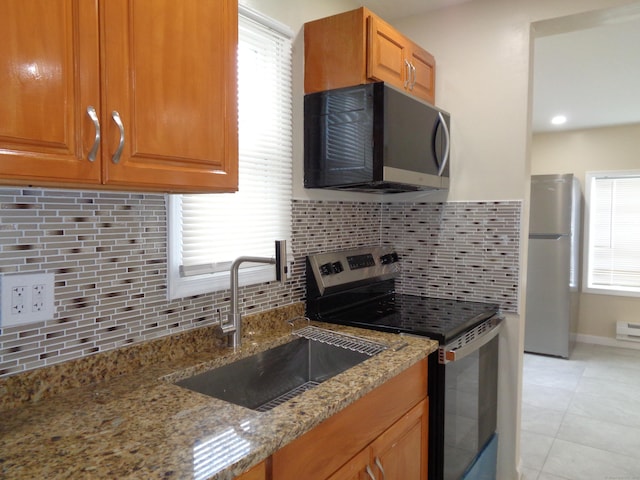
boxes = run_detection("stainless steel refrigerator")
[524,174,581,358]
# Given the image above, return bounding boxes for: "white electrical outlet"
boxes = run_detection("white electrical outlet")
[0,273,55,327]
[32,284,46,312]
[12,286,26,314]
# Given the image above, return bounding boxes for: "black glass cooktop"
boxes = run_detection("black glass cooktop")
[313,293,499,344]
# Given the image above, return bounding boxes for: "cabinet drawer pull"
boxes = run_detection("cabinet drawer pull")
[86,106,100,162]
[365,464,376,480]
[111,111,125,164]
[375,457,386,479]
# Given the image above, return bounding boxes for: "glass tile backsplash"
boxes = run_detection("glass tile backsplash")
[0,190,520,378]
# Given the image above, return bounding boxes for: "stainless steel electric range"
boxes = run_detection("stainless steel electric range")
[306,246,503,480]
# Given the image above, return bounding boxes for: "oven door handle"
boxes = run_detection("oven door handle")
[439,315,503,364]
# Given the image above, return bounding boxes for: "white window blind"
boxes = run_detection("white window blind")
[168,8,293,299]
[585,171,640,296]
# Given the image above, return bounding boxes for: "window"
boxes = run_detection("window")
[584,171,640,296]
[168,7,293,300]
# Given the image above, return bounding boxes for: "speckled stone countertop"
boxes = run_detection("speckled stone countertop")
[0,303,438,479]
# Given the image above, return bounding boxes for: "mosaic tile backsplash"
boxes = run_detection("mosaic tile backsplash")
[0,191,520,378]
[382,202,521,310]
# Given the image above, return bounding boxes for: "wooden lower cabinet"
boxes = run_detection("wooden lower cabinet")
[235,461,267,480]
[328,400,428,480]
[327,449,373,480]
[271,359,428,480]
[369,399,428,479]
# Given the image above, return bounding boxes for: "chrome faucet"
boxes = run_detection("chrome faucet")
[220,240,287,348]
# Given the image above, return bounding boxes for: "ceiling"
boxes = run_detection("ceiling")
[532,16,640,133]
[363,0,640,133]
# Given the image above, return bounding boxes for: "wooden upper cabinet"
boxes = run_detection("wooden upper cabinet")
[304,8,368,93]
[0,0,101,185]
[0,0,238,193]
[100,0,238,192]
[407,43,436,105]
[305,7,435,105]
[367,14,408,87]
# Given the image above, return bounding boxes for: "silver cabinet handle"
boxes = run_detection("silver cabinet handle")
[404,59,411,89]
[111,110,125,164]
[375,457,386,480]
[365,464,376,480]
[437,111,450,176]
[410,62,417,90]
[86,106,100,162]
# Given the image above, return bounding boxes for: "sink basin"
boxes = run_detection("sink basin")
[176,337,373,411]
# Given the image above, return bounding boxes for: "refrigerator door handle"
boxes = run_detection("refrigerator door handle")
[529,234,565,240]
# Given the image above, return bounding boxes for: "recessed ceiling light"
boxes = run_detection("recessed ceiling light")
[551,115,567,126]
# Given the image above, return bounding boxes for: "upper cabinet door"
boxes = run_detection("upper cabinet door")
[408,44,436,105]
[0,0,101,185]
[367,14,408,88]
[100,0,238,192]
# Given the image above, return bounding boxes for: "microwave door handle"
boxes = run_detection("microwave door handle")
[437,111,450,176]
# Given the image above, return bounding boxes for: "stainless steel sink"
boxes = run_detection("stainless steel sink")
[176,331,383,412]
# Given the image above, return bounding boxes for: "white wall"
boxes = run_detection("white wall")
[243,0,636,478]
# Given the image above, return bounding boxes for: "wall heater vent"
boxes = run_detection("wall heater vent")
[616,321,640,343]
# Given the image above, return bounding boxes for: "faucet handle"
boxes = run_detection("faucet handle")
[275,240,288,282]
[219,310,237,334]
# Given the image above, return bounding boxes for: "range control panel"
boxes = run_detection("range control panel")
[307,246,400,296]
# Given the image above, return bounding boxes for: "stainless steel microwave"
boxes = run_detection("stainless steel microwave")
[304,82,450,194]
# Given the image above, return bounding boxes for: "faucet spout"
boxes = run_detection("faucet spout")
[223,240,287,349]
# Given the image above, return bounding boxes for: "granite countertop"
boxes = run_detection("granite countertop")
[0,305,438,479]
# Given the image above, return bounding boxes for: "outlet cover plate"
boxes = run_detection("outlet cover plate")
[0,273,55,327]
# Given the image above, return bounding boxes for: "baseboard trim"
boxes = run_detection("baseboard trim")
[576,333,640,351]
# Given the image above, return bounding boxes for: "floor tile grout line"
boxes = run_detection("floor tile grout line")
[523,345,640,480]
[538,392,576,477]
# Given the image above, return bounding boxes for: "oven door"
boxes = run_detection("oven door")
[441,318,501,480]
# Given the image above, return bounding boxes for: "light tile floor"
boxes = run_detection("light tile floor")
[521,342,640,480]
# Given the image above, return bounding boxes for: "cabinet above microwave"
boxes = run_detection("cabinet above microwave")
[304,7,436,105]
